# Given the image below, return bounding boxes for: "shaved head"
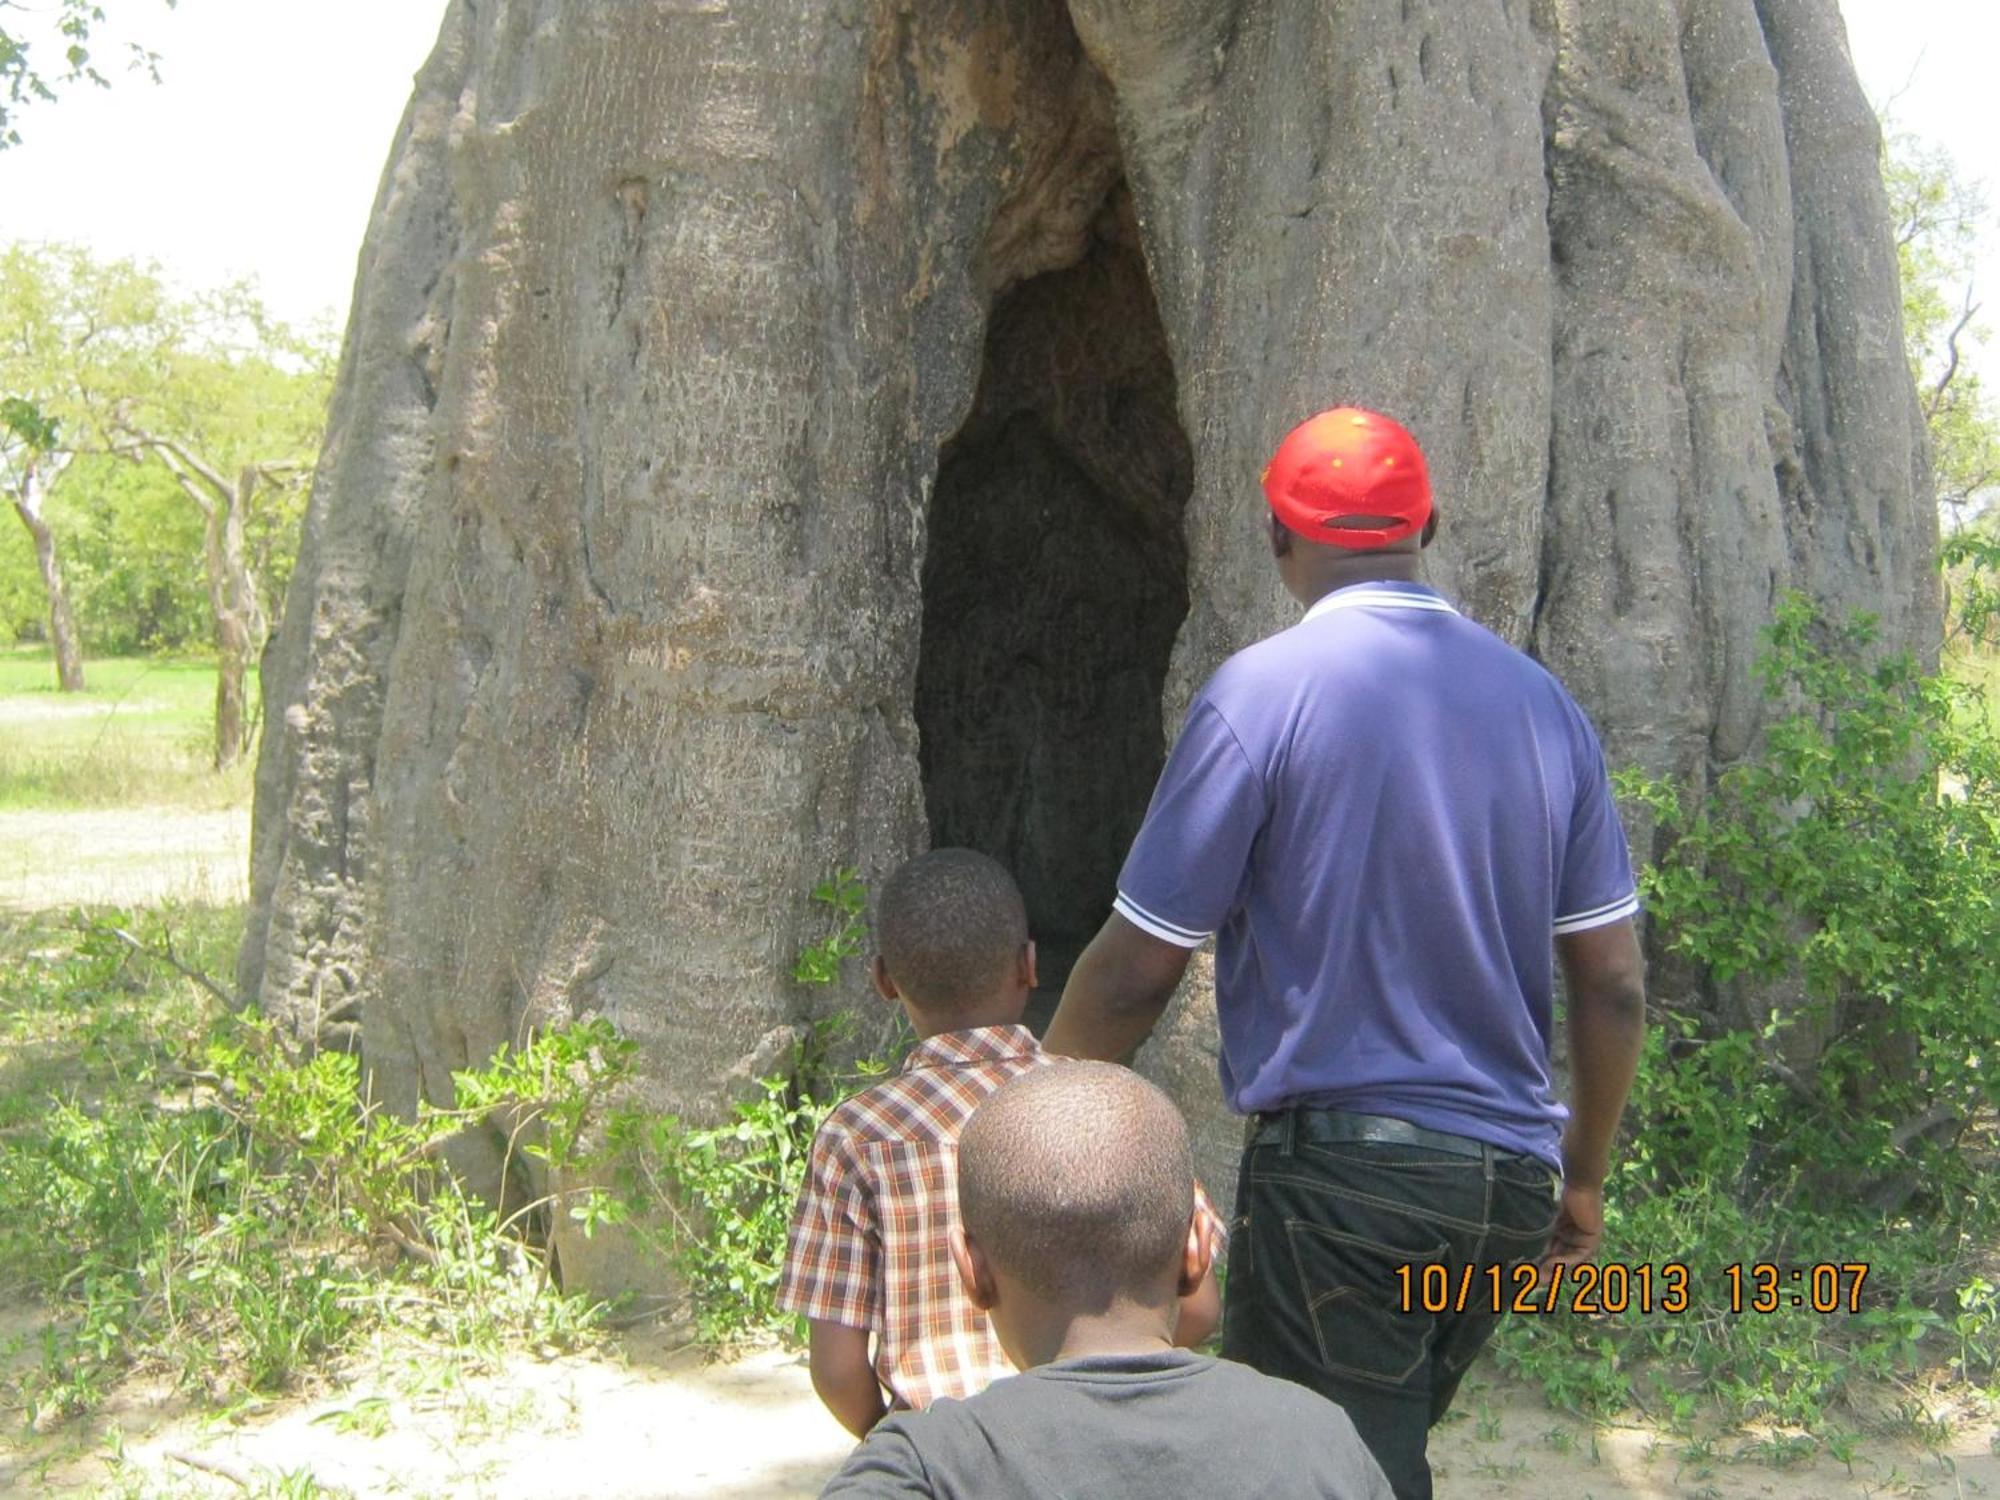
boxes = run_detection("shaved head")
[876,849,1029,1016]
[957,1061,1194,1309]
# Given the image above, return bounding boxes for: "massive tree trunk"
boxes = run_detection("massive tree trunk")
[243,0,1938,1286]
[10,453,86,692]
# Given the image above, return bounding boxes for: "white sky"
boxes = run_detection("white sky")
[0,0,1991,332]
[0,0,448,329]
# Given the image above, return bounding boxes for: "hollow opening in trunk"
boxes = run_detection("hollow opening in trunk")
[916,183,1193,1028]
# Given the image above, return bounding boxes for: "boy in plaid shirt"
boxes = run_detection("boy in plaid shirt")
[778,849,1222,1436]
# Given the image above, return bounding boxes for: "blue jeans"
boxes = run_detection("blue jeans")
[1220,1111,1559,1500]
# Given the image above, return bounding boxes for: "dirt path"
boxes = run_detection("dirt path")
[0,807,249,912]
[7,1332,1992,1498]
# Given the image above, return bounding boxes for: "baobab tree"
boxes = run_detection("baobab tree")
[243,1,1938,1293]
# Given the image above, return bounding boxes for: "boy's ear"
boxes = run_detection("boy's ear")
[1019,939,1038,992]
[871,954,901,1004]
[950,1225,998,1312]
[1177,1209,1216,1298]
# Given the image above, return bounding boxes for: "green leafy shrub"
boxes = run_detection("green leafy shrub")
[0,873,889,1425]
[1,911,628,1424]
[1498,592,2000,1423]
[1622,594,1999,1210]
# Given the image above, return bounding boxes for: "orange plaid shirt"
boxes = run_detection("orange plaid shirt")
[778,1025,1222,1410]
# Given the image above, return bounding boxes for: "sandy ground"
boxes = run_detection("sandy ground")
[0,807,250,912]
[2,1324,1992,1499]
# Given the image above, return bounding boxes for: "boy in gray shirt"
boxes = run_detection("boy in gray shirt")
[821,1061,1393,1499]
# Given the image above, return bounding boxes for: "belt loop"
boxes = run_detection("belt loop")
[1281,1108,1297,1157]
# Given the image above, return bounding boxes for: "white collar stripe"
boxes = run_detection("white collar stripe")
[1303,589,1460,625]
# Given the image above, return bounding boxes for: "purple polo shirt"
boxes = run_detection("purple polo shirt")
[1115,581,1638,1167]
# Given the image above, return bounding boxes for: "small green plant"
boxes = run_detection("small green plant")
[311,1395,393,1438]
[589,870,892,1344]
[1951,1275,1999,1383]
[0,908,636,1424]
[595,1026,850,1344]
[1675,1434,1719,1479]
[792,867,868,985]
[1742,1431,1816,1469]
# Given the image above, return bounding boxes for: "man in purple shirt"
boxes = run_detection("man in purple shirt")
[1044,407,1648,1499]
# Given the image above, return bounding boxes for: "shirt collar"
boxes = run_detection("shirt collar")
[902,1024,1042,1073]
[1301,579,1460,626]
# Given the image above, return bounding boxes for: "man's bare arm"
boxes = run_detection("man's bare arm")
[1544,918,1647,1268]
[1042,912,1194,1061]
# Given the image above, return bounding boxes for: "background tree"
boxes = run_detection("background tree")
[1884,123,1999,520]
[2,244,173,689]
[0,394,83,688]
[0,0,175,148]
[113,292,330,765]
[1,243,331,756]
[6,455,207,650]
[1883,122,2000,669]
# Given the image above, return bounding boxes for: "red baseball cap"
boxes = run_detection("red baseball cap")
[1260,407,1433,549]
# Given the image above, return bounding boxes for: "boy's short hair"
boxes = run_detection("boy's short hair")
[957,1061,1193,1307]
[876,849,1029,1014]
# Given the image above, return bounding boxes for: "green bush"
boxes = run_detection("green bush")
[0,876,890,1426]
[1623,594,1998,1209]
[1,910,625,1425]
[1497,593,2000,1423]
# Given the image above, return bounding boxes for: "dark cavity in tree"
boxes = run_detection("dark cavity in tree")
[917,183,1193,1027]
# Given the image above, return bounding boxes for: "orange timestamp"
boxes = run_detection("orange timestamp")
[1392,1261,1871,1316]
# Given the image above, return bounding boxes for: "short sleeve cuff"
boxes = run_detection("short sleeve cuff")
[1552,892,1641,935]
[775,1277,876,1331]
[1114,892,1212,949]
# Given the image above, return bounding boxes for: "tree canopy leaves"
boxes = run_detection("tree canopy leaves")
[1,242,333,652]
[0,1,177,149]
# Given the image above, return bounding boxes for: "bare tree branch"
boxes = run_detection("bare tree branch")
[103,924,242,1013]
[1888,1101,1962,1154]
[165,1451,252,1491]
[1926,283,1980,420]
[118,425,235,503]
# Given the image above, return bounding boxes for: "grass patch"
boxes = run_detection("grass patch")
[0,647,255,811]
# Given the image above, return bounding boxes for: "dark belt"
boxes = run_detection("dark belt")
[1249,1108,1490,1160]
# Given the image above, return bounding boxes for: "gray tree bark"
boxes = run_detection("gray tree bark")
[243,0,1938,1287]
